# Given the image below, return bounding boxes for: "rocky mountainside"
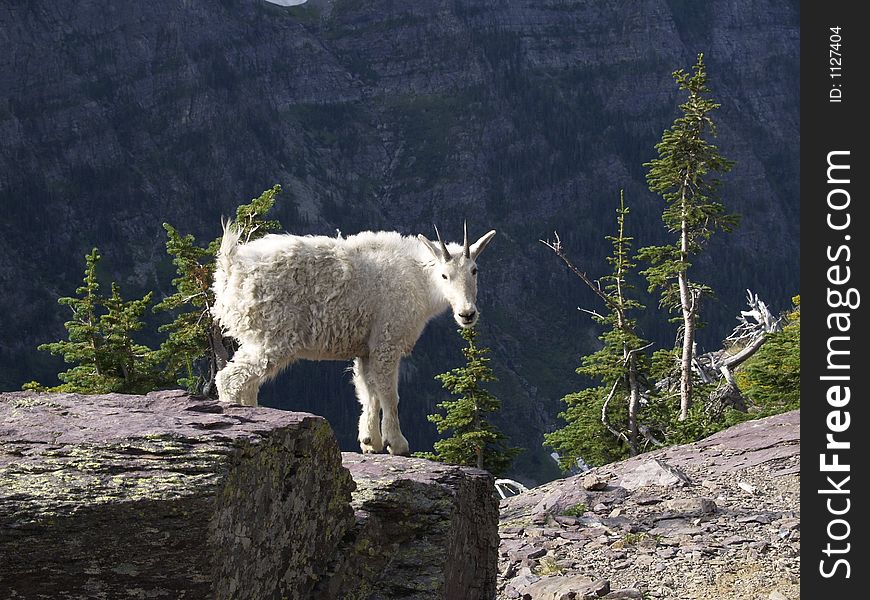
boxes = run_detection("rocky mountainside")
[496,410,800,600]
[0,0,799,482]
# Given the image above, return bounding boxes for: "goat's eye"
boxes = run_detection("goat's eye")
[441,274,448,280]
[471,268,478,275]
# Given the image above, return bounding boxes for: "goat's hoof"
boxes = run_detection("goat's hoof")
[385,440,410,457]
[360,440,384,454]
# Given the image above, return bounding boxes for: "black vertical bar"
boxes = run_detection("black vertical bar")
[802,3,867,595]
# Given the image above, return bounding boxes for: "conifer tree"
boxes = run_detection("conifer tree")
[152,223,224,394]
[637,54,739,421]
[31,249,163,393]
[33,249,107,392]
[154,185,283,395]
[543,192,657,469]
[736,295,800,411]
[97,282,166,393]
[417,327,521,476]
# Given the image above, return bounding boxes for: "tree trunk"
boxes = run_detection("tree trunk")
[627,354,640,454]
[89,326,104,377]
[203,320,231,398]
[678,213,694,421]
[679,315,694,420]
[212,321,230,371]
[615,221,640,454]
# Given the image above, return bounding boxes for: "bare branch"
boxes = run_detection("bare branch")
[726,289,781,345]
[637,423,665,448]
[244,224,260,244]
[193,307,210,329]
[579,308,606,320]
[679,290,785,415]
[541,233,618,311]
[181,292,207,305]
[600,379,631,446]
[720,333,767,369]
[624,342,654,364]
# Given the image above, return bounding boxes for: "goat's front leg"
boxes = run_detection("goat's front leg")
[216,347,260,406]
[352,357,383,453]
[368,354,409,456]
[215,345,284,407]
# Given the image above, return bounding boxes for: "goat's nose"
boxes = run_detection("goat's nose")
[459,309,477,320]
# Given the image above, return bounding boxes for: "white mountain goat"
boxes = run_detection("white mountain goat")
[211,223,496,455]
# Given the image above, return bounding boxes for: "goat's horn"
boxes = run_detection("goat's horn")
[463,221,470,258]
[433,225,451,261]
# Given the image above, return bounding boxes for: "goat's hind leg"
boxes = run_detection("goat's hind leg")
[352,357,383,453]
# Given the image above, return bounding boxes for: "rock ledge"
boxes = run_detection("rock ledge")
[0,391,498,599]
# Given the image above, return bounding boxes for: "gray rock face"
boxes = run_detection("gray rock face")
[317,453,500,599]
[0,390,355,599]
[0,391,498,599]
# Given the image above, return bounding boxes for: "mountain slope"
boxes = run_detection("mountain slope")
[498,410,800,599]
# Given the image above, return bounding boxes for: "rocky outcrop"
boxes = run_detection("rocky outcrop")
[497,411,800,600]
[318,453,500,599]
[0,391,498,599]
[0,390,355,599]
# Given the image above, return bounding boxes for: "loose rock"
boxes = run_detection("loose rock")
[498,411,801,600]
[617,459,692,491]
[602,590,643,599]
[664,497,718,517]
[582,474,610,491]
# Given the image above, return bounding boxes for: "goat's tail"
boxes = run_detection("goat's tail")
[217,218,242,274]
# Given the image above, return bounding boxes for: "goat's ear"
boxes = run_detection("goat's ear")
[418,234,443,261]
[470,230,496,260]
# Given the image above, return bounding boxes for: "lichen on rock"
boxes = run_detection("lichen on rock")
[1,391,500,600]
[0,390,355,599]
[315,453,500,599]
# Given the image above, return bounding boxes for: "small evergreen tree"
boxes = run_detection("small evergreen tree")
[152,222,226,394]
[97,282,166,393]
[31,249,107,392]
[29,249,163,393]
[637,53,739,421]
[543,192,658,469]
[545,387,630,469]
[736,295,800,412]
[154,185,284,395]
[417,327,521,476]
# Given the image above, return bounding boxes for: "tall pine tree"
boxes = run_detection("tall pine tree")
[543,192,658,469]
[637,53,739,421]
[417,327,520,476]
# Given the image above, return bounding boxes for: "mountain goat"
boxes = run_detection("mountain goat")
[212,223,496,455]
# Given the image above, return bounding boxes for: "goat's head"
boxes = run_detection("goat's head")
[418,223,496,328]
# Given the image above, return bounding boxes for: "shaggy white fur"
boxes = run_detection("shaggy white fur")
[212,223,496,455]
